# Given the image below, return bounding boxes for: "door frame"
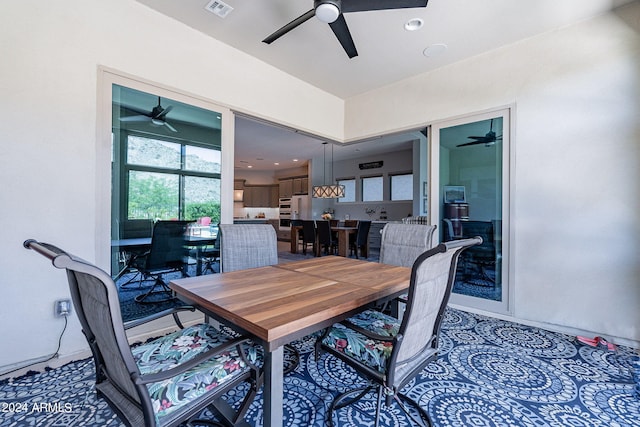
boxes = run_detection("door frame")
[429,106,515,314]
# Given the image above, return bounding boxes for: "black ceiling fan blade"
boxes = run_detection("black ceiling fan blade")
[155,105,173,120]
[329,14,358,58]
[263,9,316,44]
[457,140,487,147]
[466,136,486,140]
[342,0,428,13]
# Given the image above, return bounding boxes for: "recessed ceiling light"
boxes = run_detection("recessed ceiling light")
[404,18,423,31]
[247,165,253,168]
[423,43,448,57]
[274,162,280,165]
[293,159,299,162]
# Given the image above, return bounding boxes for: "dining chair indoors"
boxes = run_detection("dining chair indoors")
[24,239,261,427]
[218,224,278,272]
[316,237,482,427]
[349,220,371,258]
[131,220,191,304]
[316,220,335,255]
[300,220,317,256]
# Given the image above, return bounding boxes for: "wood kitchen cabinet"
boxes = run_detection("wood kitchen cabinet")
[244,185,278,207]
[279,179,293,198]
[279,176,308,198]
[292,177,308,195]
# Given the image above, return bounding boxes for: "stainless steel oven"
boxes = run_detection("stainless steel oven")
[279,198,292,230]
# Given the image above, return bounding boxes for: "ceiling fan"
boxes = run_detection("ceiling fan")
[262,0,429,59]
[119,96,177,132]
[457,119,503,147]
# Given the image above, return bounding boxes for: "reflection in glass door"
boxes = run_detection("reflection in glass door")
[431,110,510,313]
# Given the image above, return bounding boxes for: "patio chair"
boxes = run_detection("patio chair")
[460,220,496,283]
[316,237,482,427]
[24,239,261,427]
[217,224,300,373]
[379,223,437,317]
[132,220,191,304]
[379,223,437,267]
[218,224,278,272]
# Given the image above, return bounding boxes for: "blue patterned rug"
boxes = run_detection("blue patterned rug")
[1,308,638,426]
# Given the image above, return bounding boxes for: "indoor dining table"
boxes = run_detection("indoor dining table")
[169,256,411,427]
[290,224,359,257]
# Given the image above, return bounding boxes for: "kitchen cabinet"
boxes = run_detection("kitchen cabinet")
[292,177,308,195]
[243,185,279,207]
[279,179,293,198]
[279,176,308,198]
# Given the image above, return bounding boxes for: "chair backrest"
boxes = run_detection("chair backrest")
[379,223,437,267]
[344,219,358,227]
[461,220,494,244]
[301,220,316,244]
[316,220,332,245]
[144,220,191,270]
[219,224,278,272]
[120,219,153,239]
[23,240,147,413]
[356,220,371,245]
[388,237,481,388]
[401,216,429,225]
[329,219,339,228]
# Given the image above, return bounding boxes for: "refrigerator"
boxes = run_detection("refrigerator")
[290,195,311,220]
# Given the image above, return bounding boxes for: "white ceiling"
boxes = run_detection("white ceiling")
[131,0,631,172]
[135,0,631,99]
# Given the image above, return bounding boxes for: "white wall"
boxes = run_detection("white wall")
[0,0,343,371]
[345,3,640,343]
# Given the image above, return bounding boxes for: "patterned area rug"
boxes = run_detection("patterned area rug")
[1,308,638,426]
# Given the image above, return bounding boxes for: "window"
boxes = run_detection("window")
[362,176,383,202]
[391,173,413,201]
[337,178,355,202]
[123,134,221,222]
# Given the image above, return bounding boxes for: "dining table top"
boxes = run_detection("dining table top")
[169,256,411,351]
[169,255,411,427]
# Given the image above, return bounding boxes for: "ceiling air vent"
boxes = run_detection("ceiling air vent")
[204,0,233,18]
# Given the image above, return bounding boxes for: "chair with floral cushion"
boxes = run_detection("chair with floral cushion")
[316,237,482,427]
[24,239,261,427]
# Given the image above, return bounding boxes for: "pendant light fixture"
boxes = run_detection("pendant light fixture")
[312,142,345,198]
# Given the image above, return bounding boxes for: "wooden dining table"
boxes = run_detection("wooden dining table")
[290,224,360,257]
[169,256,411,427]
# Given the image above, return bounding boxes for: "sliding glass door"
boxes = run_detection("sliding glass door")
[110,84,224,275]
[430,109,511,313]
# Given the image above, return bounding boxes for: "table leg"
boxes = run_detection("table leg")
[290,227,298,254]
[263,345,284,427]
[337,229,349,257]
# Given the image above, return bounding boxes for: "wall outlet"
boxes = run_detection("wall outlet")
[54,299,72,317]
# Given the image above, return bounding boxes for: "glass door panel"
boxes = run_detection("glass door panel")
[431,109,510,313]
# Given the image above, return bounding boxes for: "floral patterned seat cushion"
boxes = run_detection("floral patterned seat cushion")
[131,323,250,425]
[322,309,400,374]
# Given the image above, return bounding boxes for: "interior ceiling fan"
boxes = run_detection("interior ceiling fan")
[119,96,177,132]
[263,0,429,59]
[457,119,503,147]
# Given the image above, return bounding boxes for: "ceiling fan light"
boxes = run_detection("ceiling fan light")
[316,3,340,23]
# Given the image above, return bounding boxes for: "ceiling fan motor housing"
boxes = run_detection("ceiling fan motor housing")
[315,0,341,23]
